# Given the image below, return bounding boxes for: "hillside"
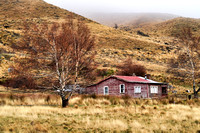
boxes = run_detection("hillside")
[129,17,200,37]
[0,0,81,19]
[0,0,94,31]
[0,0,199,89]
[119,17,200,52]
[84,12,178,27]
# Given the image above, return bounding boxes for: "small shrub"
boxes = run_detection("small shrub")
[141,105,146,110]
[194,99,200,105]
[160,111,166,115]
[135,99,142,105]
[95,105,101,108]
[187,100,195,105]
[144,99,153,105]
[160,99,169,105]
[194,120,200,124]
[9,93,14,100]
[45,95,51,103]
[153,100,158,105]
[137,30,149,37]
[0,100,6,105]
[169,97,175,104]
[176,99,184,104]
[122,94,131,100]
[19,95,25,102]
[122,95,131,106]
[90,93,97,99]
[74,104,78,109]
[101,99,111,105]
[109,96,121,105]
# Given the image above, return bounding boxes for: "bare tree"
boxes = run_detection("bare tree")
[175,27,200,98]
[13,17,96,107]
[117,57,146,76]
[114,23,118,29]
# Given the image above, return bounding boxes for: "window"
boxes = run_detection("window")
[120,84,125,93]
[104,86,109,95]
[150,86,158,93]
[134,86,141,93]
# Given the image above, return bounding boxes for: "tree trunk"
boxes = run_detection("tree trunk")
[196,87,200,94]
[61,98,69,108]
[193,84,197,98]
[60,91,73,108]
[194,87,200,98]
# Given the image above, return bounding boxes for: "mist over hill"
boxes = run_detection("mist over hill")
[125,17,200,37]
[84,12,179,27]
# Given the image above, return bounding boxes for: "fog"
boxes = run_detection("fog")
[44,0,200,18]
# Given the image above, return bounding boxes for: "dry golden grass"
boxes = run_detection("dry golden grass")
[0,103,200,132]
[0,93,200,132]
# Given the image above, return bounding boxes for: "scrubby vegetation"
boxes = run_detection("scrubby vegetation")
[0,90,200,132]
[117,57,146,76]
[1,0,200,90]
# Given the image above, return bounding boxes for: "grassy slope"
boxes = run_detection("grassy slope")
[130,17,200,37]
[1,104,200,132]
[0,93,200,132]
[118,17,200,87]
[0,0,199,89]
[0,1,170,71]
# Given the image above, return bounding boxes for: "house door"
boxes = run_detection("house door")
[141,87,147,98]
[162,87,167,96]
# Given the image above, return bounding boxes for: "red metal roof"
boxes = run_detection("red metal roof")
[88,75,165,87]
[114,75,151,83]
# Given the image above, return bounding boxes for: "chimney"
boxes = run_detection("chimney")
[145,74,147,80]
[147,74,151,79]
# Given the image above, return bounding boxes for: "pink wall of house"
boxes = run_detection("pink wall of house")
[86,77,168,98]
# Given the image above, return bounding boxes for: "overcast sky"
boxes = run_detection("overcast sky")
[44,0,200,18]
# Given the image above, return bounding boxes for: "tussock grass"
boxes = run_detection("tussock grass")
[0,93,60,106]
[0,102,200,132]
[0,92,199,107]
[0,93,200,132]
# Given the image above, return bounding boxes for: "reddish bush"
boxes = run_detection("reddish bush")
[117,57,146,76]
[6,76,37,89]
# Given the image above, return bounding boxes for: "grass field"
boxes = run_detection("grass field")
[0,90,200,133]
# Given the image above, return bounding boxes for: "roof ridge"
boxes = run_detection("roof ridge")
[87,75,166,87]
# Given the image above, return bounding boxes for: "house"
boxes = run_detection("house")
[85,75,168,98]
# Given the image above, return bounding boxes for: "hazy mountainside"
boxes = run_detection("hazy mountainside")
[127,17,200,36]
[119,17,200,51]
[84,12,178,27]
[1,0,200,88]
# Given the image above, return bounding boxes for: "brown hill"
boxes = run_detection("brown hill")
[125,17,200,37]
[0,0,78,19]
[0,0,198,89]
